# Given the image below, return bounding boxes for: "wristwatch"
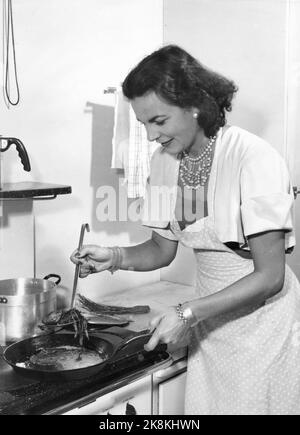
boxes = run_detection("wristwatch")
[176,303,198,327]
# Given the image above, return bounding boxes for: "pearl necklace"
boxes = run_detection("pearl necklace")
[179,135,217,189]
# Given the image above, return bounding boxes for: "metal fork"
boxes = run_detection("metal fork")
[71,223,90,309]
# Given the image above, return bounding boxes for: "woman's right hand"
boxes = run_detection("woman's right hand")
[70,245,113,278]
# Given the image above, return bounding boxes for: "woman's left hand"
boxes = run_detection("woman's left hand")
[144,307,191,351]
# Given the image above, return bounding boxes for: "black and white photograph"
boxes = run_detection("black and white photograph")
[1,0,300,417]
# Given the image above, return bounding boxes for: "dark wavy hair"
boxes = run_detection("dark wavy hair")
[122,45,238,137]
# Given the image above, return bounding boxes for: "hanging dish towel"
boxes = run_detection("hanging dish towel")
[112,89,158,198]
[111,88,130,170]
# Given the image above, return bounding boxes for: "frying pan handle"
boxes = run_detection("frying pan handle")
[113,329,152,354]
[44,274,61,285]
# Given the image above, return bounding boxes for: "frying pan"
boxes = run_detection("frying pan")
[3,330,152,381]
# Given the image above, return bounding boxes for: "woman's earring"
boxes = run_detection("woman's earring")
[193,112,199,119]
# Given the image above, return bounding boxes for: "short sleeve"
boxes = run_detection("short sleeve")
[141,147,179,233]
[240,142,295,244]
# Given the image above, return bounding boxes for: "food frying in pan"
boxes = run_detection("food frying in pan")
[16,345,107,371]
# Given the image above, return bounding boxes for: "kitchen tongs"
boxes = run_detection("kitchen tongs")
[71,223,90,308]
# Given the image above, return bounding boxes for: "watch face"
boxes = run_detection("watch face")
[183,307,192,318]
[183,307,198,327]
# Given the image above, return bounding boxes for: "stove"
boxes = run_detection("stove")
[0,327,172,415]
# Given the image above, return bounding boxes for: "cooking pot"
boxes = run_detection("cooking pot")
[0,274,60,344]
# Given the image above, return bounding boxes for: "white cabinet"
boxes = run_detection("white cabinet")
[153,359,187,415]
[158,371,187,415]
[63,376,152,415]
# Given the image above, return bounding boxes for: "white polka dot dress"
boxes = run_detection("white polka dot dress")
[171,216,300,415]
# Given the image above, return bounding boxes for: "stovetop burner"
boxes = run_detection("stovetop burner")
[0,327,172,415]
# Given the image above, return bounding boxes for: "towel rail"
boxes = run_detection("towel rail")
[104,87,117,94]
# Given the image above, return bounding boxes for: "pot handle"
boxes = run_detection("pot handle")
[43,274,61,286]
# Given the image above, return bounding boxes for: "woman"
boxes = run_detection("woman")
[71,45,300,415]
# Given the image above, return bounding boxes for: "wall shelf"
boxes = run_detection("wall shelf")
[0,182,72,200]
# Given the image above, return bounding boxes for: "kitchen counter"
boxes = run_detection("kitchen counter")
[100,280,197,330]
[0,280,196,415]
